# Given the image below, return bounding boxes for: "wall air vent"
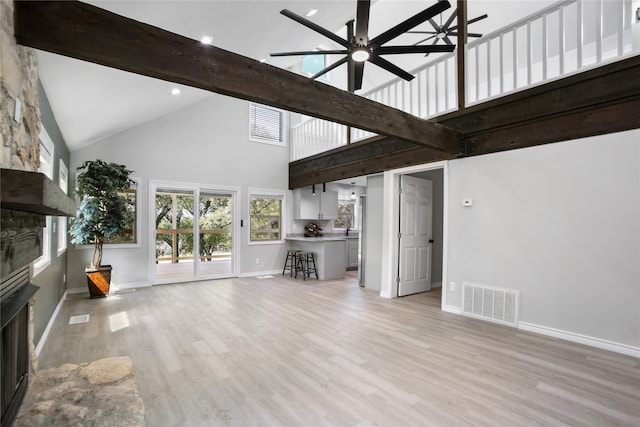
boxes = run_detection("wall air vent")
[462,282,520,327]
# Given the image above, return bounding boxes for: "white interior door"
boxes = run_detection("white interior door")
[398,175,433,296]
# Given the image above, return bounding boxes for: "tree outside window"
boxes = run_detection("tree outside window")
[250,195,282,242]
[334,201,354,229]
[104,185,137,244]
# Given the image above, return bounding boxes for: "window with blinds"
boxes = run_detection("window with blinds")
[249,103,286,145]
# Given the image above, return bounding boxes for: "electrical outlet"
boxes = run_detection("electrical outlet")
[255,258,260,265]
[450,282,456,292]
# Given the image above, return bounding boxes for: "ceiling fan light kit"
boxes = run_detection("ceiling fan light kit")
[270,0,457,91]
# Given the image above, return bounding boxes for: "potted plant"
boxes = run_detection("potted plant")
[69,160,133,298]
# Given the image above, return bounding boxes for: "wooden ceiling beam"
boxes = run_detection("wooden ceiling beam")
[289,55,640,188]
[14,0,460,153]
[289,136,451,188]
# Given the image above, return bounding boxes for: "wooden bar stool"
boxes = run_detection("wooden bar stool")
[295,252,318,280]
[282,250,301,277]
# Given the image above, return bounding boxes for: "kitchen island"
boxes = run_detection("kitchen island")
[285,236,347,280]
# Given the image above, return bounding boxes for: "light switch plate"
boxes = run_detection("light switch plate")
[462,199,473,207]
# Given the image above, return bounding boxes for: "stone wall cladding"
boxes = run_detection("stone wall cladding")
[1,0,40,172]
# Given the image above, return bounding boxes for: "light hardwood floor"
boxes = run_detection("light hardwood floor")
[39,273,640,426]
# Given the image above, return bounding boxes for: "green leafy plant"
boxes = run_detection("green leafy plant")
[69,160,134,268]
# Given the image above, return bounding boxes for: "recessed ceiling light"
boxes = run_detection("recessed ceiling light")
[171,88,181,95]
[306,9,317,17]
[200,35,213,45]
[260,58,267,63]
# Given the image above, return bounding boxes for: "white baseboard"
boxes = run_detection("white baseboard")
[66,287,88,295]
[35,290,67,356]
[431,281,442,288]
[442,304,461,314]
[519,322,640,359]
[239,269,281,278]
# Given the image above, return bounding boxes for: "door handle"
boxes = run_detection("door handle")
[429,239,434,243]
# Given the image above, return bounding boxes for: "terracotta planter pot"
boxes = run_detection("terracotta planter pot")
[85,265,112,298]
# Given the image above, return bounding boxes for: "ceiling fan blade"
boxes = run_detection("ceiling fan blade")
[280,9,350,48]
[448,32,483,38]
[371,1,451,47]
[353,61,365,91]
[355,0,371,45]
[312,56,349,79]
[428,18,442,33]
[348,59,355,92]
[270,50,348,57]
[406,31,438,35]
[449,14,489,31]
[368,55,414,81]
[378,45,455,55]
[414,34,438,45]
[442,8,458,31]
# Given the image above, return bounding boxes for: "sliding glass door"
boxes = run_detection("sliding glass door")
[151,182,236,284]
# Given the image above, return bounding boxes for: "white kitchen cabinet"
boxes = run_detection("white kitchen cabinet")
[293,188,338,220]
[347,238,359,269]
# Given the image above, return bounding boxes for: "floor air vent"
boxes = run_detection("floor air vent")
[462,282,520,327]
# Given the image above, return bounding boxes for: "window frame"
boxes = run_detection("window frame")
[334,199,356,230]
[73,177,142,249]
[248,188,285,245]
[34,127,54,275]
[248,103,287,146]
[57,159,69,256]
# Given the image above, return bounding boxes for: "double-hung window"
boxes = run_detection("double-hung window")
[248,103,286,146]
[34,127,54,274]
[57,159,69,256]
[249,189,284,244]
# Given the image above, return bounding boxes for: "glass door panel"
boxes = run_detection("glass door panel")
[155,189,195,281]
[197,192,233,276]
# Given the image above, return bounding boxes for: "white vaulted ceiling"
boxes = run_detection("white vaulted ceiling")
[35,0,554,151]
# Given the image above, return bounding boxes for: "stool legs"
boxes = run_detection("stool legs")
[282,250,300,277]
[295,252,318,280]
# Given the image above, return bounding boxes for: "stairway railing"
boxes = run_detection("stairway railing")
[290,0,638,161]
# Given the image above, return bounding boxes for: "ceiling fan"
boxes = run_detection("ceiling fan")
[270,0,456,92]
[408,6,488,54]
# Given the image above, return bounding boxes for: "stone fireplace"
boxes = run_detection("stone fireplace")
[1,0,76,424]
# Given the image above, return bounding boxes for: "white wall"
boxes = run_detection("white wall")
[446,130,640,347]
[68,94,290,290]
[363,175,384,292]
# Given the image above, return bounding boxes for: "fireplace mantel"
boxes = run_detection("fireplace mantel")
[1,168,76,216]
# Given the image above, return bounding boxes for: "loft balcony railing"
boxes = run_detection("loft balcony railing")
[290,0,639,162]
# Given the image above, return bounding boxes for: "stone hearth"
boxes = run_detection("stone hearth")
[15,356,145,426]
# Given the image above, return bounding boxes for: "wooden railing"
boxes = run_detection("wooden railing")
[290,0,638,161]
[156,228,230,263]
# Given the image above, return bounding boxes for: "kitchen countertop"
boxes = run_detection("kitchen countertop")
[285,236,348,242]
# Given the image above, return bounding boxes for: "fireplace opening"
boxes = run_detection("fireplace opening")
[1,267,39,427]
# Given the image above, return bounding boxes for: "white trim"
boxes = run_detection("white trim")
[239,269,282,278]
[35,290,67,356]
[442,305,462,315]
[66,287,88,295]
[431,281,442,288]
[519,322,640,359]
